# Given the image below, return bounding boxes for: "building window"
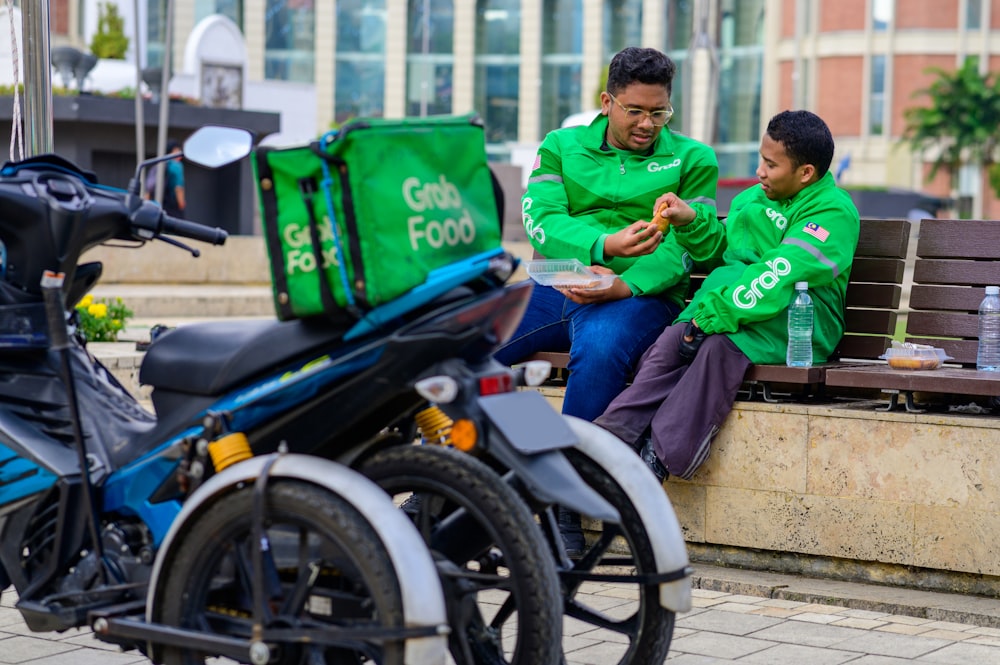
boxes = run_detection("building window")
[665,0,694,131]
[195,0,243,29]
[872,0,891,31]
[146,0,167,68]
[335,1,386,124]
[474,0,520,150]
[966,0,982,29]
[603,0,642,63]
[407,0,454,116]
[540,0,583,134]
[265,0,315,82]
[869,54,885,135]
[715,0,764,177]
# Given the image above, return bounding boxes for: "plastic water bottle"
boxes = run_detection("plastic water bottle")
[786,281,814,367]
[976,285,1000,371]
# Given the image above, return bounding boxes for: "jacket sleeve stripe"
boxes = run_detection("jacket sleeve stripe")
[781,237,841,278]
[528,174,563,185]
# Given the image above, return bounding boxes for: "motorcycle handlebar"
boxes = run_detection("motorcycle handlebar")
[160,214,229,246]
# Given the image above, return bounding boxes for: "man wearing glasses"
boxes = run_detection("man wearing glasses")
[494,46,718,557]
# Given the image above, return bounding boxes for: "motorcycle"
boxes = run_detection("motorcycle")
[0,127,451,665]
[139,204,694,662]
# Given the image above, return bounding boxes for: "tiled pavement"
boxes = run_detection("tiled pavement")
[3,566,1000,665]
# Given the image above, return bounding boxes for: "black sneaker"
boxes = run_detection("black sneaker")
[640,438,669,483]
[556,506,585,559]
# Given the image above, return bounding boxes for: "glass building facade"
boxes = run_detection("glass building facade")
[149,0,768,177]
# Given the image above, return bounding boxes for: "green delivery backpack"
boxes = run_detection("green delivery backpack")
[253,114,503,322]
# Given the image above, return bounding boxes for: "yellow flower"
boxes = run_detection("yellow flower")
[88,303,108,318]
[79,294,93,308]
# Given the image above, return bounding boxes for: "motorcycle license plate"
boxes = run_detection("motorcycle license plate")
[478,390,579,454]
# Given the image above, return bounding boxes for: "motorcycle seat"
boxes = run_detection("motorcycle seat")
[139,317,346,396]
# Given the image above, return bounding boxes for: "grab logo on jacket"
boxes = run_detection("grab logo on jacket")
[647,158,681,173]
[731,257,792,309]
[766,207,788,231]
[521,196,546,243]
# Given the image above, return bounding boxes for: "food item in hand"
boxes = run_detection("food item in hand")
[654,202,670,233]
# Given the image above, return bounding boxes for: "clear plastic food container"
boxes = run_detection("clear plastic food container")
[880,342,951,370]
[526,259,615,291]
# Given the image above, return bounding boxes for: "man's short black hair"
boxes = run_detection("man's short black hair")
[765,110,835,179]
[606,47,676,96]
[166,138,181,153]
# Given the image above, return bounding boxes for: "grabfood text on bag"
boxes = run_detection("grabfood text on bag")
[283,220,340,275]
[404,175,477,251]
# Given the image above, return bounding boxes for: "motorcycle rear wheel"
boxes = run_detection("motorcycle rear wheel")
[358,444,562,665]
[554,448,677,664]
[156,479,407,665]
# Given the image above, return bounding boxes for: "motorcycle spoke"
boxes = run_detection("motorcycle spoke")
[564,596,639,638]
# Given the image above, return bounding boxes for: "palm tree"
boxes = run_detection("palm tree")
[901,56,1000,217]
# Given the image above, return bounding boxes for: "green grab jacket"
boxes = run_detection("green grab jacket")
[673,172,860,364]
[521,114,719,305]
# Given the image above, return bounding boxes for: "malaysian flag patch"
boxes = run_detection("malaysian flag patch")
[803,222,830,242]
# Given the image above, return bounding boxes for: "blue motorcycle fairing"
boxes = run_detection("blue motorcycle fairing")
[0,442,57,507]
[101,429,195,546]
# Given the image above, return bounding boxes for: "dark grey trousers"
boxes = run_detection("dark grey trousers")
[594,321,752,480]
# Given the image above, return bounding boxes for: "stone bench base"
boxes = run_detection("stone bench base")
[536,387,1000,595]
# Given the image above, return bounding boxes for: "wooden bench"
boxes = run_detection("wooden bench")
[825,219,1000,412]
[524,217,912,400]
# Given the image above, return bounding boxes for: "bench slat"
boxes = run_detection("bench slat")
[843,308,896,335]
[855,218,910,258]
[905,311,978,339]
[825,364,1000,396]
[916,219,1000,259]
[912,259,1000,286]
[849,257,905,284]
[845,282,901,309]
[908,284,984,312]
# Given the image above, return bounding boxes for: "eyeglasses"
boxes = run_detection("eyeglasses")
[607,92,673,126]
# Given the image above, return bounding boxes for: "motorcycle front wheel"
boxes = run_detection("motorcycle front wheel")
[554,447,677,664]
[358,444,562,665]
[155,479,407,665]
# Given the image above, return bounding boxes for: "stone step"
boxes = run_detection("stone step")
[89,283,276,318]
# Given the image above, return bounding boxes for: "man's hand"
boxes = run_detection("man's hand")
[653,192,696,229]
[677,320,707,363]
[559,266,631,304]
[604,220,662,259]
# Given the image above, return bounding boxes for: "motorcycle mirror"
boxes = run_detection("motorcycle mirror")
[182,126,254,169]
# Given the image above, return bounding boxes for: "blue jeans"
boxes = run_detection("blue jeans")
[493,285,680,421]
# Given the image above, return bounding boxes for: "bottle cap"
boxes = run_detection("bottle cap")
[987,286,1000,296]
[795,281,808,290]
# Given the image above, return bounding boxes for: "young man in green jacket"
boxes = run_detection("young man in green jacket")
[595,110,860,482]
[493,46,718,555]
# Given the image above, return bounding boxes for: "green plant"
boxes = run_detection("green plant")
[900,57,1000,208]
[75,294,132,342]
[90,1,129,60]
